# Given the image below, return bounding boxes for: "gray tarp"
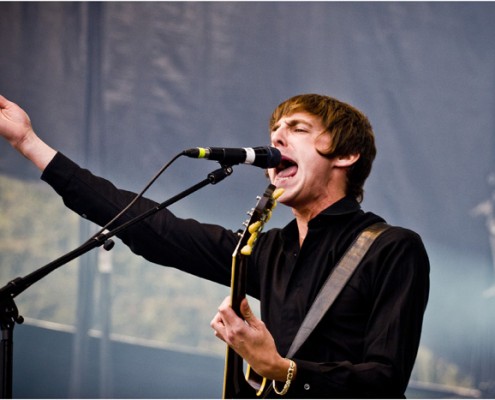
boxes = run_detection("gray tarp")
[1,2,494,396]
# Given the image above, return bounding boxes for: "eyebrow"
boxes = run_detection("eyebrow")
[271,117,313,131]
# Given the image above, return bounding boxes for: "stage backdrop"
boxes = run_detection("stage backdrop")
[1,2,495,398]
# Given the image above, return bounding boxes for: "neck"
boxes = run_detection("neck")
[292,193,346,246]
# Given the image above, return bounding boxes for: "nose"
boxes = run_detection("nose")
[270,123,288,148]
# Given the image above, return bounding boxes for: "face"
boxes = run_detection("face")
[268,112,343,212]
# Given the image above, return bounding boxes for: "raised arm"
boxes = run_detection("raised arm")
[0,95,57,171]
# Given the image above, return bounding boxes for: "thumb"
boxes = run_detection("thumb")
[240,298,255,322]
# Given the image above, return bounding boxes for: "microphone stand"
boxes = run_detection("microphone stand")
[0,164,234,398]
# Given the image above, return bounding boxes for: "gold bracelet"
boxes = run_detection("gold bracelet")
[272,359,295,396]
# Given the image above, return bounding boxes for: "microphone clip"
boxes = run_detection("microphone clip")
[208,164,234,184]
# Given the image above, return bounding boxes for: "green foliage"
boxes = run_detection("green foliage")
[0,174,228,355]
[411,346,475,388]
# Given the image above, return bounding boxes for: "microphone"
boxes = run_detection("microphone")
[184,146,281,168]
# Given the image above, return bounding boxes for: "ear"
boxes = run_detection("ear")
[334,153,360,168]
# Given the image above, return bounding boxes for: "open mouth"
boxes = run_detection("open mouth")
[275,156,298,179]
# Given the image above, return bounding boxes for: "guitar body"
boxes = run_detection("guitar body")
[223,344,267,398]
[221,184,283,399]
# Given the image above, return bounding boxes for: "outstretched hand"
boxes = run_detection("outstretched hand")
[210,296,290,382]
[0,95,57,171]
[0,95,34,148]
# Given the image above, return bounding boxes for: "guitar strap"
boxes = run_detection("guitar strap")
[285,222,391,359]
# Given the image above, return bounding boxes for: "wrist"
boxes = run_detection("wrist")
[276,357,296,382]
[272,358,296,396]
[16,132,56,171]
[262,355,296,382]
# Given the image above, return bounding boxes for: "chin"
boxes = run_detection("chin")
[275,185,295,203]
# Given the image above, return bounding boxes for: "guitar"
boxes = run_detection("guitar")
[222,184,284,399]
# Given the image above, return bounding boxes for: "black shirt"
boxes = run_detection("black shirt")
[42,152,430,398]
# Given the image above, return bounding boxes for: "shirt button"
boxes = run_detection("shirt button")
[304,383,310,391]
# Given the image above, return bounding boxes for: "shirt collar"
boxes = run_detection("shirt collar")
[281,196,361,239]
[317,195,361,217]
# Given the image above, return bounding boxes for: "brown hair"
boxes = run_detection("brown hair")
[270,94,376,203]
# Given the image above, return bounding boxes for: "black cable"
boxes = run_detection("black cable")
[84,150,186,245]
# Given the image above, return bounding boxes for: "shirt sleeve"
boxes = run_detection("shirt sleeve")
[288,228,430,398]
[41,152,237,286]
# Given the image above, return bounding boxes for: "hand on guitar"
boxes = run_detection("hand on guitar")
[211,296,296,383]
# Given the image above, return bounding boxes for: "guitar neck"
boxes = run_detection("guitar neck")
[229,255,248,315]
[222,183,281,399]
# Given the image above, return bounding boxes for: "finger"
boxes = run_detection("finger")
[240,298,255,323]
[211,297,232,340]
[219,295,231,308]
[210,302,228,329]
[210,312,226,340]
[210,312,222,329]
[217,297,241,326]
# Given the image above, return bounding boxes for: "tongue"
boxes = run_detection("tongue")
[277,165,298,178]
